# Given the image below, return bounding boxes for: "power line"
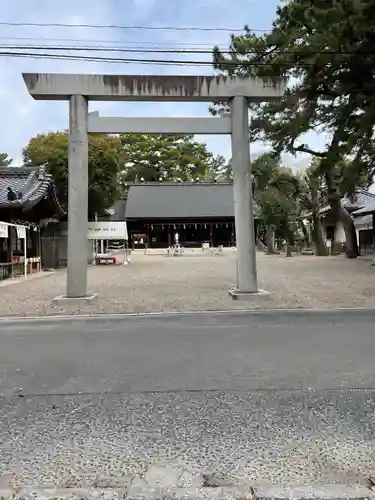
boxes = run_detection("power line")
[0,44,371,56]
[0,21,265,32]
[0,44,220,54]
[0,51,215,65]
[0,50,364,67]
[0,35,226,48]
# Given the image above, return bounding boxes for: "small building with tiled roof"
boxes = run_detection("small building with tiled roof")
[315,189,375,216]
[0,166,65,222]
[0,166,65,279]
[114,181,259,249]
[351,193,375,217]
[303,189,375,255]
[349,191,375,255]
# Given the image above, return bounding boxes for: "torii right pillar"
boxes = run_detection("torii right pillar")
[229,95,269,300]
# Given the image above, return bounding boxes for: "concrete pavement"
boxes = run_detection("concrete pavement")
[1,311,375,494]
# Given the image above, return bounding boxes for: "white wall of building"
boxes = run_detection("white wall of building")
[334,220,346,243]
[323,215,373,244]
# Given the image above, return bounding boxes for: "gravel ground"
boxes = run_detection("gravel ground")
[2,390,375,488]
[0,250,375,317]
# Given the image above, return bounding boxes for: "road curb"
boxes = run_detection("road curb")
[1,306,375,324]
[1,485,374,500]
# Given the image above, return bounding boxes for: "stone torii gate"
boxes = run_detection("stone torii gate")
[22,73,285,304]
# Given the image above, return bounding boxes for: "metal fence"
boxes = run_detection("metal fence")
[0,262,25,282]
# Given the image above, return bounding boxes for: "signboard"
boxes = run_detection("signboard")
[326,239,332,248]
[132,232,146,246]
[16,225,26,239]
[87,221,128,240]
[0,222,8,239]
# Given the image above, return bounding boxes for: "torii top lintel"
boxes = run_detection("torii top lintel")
[22,73,286,102]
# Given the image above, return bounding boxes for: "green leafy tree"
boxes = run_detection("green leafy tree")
[211,155,232,180]
[22,132,122,218]
[0,152,12,167]
[251,153,280,253]
[257,166,301,256]
[250,153,301,255]
[212,0,375,258]
[119,134,217,182]
[252,153,280,191]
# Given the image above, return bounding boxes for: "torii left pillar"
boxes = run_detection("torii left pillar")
[55,95,97,304]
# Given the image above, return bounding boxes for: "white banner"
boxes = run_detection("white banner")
[0,222,8,239]
[16,225,26,239]
[87,221,128,240]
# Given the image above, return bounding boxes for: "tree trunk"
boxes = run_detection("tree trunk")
[330,197,359,258]
[323,169,359,259]
[312,214,328,256]
[284,223,293,257]
[266,227,277,254]
[309,188,327,255]
[341,207,359,258]
[256,239,267,251]
[300,220,310,248]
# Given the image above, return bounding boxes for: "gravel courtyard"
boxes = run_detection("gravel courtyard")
[0,250,375,317]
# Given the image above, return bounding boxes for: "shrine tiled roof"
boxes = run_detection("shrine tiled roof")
[0,166,65,216]
[342,189,375,211]
[302,189,375,218]
[328,189,375,214]
[124,181,260,220]
[351,191,375,216]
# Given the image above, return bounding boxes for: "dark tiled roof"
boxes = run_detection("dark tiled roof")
[341,189,375,211]
[0,166,65,215]
[351,191,375,216]
[304,189,375,218]
[124,182,260,219]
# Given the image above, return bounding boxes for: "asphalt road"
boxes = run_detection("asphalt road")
[1,310,375,488]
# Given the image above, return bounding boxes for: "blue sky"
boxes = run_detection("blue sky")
[0,0,326,169]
